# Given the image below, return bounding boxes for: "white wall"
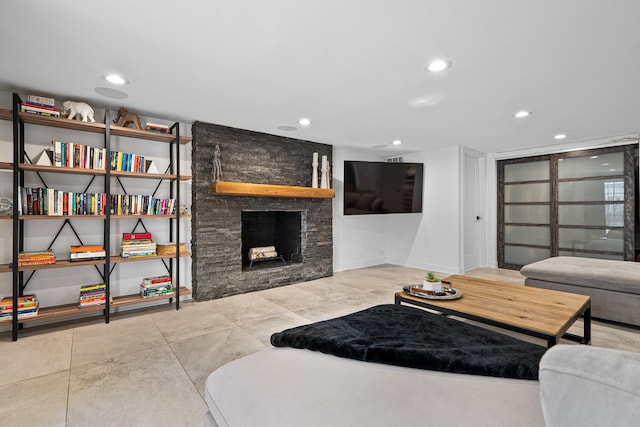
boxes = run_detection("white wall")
[333,145,464,275]
[333,146,390,271]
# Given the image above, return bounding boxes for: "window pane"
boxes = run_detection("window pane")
[558,251,624,261]
[558,179,624,202]
[504,205,550,224]
[558,152,623,179]
[504,246,550,265]
[504,161,549,182]
[505,225,550,246]
[558,228,624,253]
[558,203,624,227]
[504,183,550,202]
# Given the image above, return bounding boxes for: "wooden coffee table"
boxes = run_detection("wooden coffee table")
[395,274,591,347]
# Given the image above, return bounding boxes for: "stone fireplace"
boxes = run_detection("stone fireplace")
[191,121,333,300]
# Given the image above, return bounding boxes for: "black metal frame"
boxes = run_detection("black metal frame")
[9,93,185,340]
[394,292,591,348]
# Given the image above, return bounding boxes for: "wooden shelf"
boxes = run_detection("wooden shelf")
[0,287,192,325]
[1,214,191,220]
[19,163,192,181]
[0,108,12,121]
[14,111,191,144]
[110,252,191,264]
[111,170,192,181]
[0,162,12,170]
[19,111,106,133]
[111,125,191,144]
[210,181,335,198]
[0,252,191,272]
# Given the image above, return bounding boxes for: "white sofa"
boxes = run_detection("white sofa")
[520,256,640,326]
[203,345,640,427]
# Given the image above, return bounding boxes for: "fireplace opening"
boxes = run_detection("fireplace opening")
[241,210,303,270]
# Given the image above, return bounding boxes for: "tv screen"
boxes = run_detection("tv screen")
[344,161,423,215]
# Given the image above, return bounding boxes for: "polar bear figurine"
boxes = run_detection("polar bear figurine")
[62,100,95,123]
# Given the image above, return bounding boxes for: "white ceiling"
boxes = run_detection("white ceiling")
[1,1,639,155]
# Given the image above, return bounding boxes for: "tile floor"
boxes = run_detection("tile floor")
[1,265,639,427]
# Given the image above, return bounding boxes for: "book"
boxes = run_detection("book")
[142,275,172,285]
[26,95,55,107]
[145,122,170,134]
[122,232,152,240]
[20,103,60,117]
[70,245,104,253]
[69,251,106,260]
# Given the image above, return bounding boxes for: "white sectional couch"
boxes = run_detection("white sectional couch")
[520,256,640,326]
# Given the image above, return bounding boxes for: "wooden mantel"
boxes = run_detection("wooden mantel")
[210,181,335,199]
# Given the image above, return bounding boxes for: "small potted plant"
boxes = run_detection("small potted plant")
[423,272,442,292]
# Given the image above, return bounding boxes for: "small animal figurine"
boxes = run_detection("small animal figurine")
[63,100,95,122]
[113,107,142,130]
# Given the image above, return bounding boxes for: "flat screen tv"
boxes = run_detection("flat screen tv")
[344,161,423,215]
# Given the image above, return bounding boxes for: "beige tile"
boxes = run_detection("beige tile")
[0,370,69,427]
[0,329,72,387]
[150,299,236,343]
[294,280,362,301]
[239,311,312,346]
[71,314,166,367]
[291,299,370,322]
[170,326,266,395]
[67,345,207,427]
[258,284,328,311]
[208,292,290,323]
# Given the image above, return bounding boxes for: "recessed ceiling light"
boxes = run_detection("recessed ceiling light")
[105,74,128,85]
[590,156,599,159]
[602,163,609,166]
[514,111,531,118]
[426,59,452,72]
[554,134,567,140]
[392,140,402,145]
[610,169,616,172]
[298,118,312,126]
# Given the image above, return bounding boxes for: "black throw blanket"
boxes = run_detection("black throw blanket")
[271,304,546,380]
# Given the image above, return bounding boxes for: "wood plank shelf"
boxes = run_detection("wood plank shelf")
[13,111,191,144]
[210,181,335,199]
[19,163,192,181]
[0,287,192,325]
[0,108,12,121]
[0,252,191,272]
[0,161,12,170]
[1,214,191,220]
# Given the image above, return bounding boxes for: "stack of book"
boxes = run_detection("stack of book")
[70,245,106,262]
[109,150,153,173]
[121,232,157,258]
[145,122,170,134]
[18,186,106,216]
[109,194,175,216]
[20,95,60,117]
[79,283,108,308]
[52,140,108,170]
[0,294,39,319]
[18,250,56,267]
[140,275,174,298]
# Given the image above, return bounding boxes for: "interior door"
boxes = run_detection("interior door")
[463,152,482,271]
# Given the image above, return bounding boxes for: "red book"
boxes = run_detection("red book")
[122,232,152,240]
